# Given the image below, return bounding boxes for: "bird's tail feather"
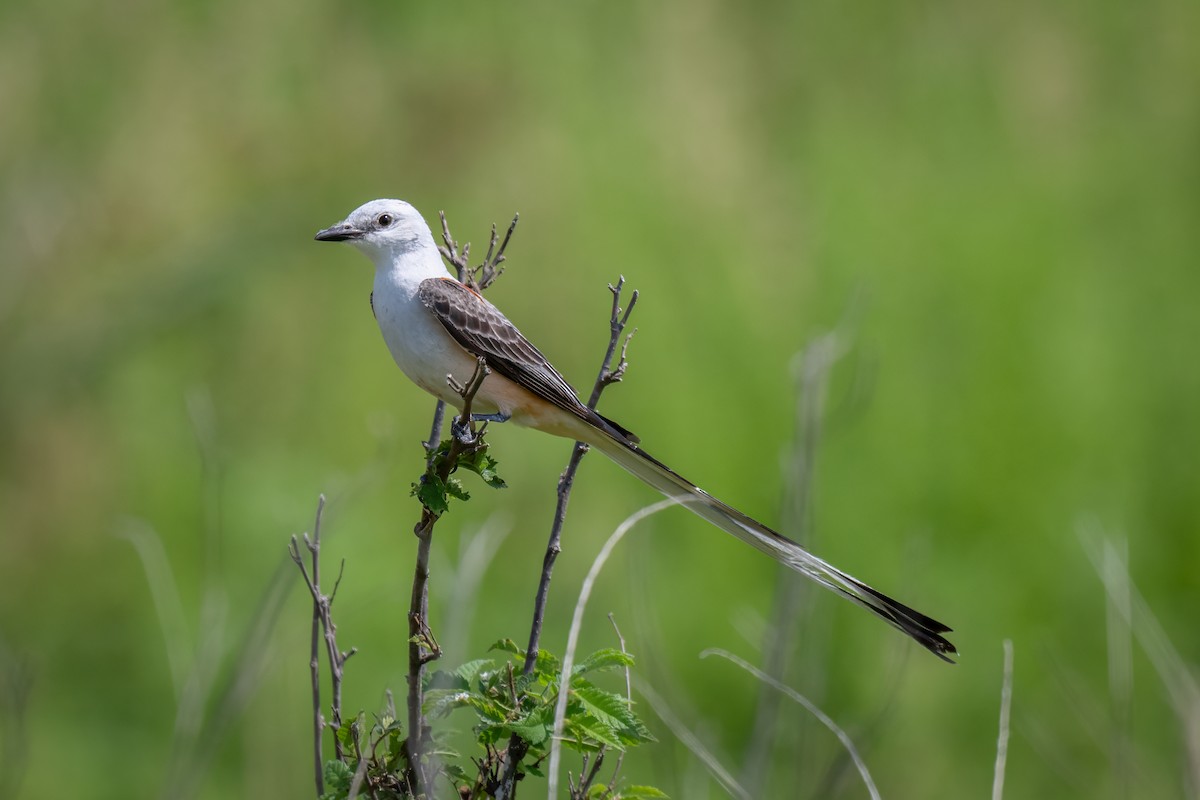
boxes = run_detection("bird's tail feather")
[585,427,957,662]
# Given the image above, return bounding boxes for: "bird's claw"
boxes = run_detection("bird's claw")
[451,417,477,445]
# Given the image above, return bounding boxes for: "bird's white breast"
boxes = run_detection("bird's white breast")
[371,262,488,409]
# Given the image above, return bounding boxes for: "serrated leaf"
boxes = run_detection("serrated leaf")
[413,474,450,515]
[504,705,551,745]
[489,638,524,657]
[620,786,669,799]
[443,762,472,784]
[573,648,635,676]
[423,688,473,717]
[453,658,494,685]
[323,759,354,794]
[445,475,470,501]
[572,684,637,732]
[333,712,365,752]
[425,668,468,692]
[536,650,562,674]
[563,715,624,751]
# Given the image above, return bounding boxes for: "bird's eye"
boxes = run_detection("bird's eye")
[377,213,393,227]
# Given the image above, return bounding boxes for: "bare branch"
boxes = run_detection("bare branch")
[521,277,639,674]
[438,211,471,283]
[288,495,356,775]
[497,277,641,799]
[438,210,519,292]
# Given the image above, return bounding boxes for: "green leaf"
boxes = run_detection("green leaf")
[504,705,551,745]
[333,711,365,752]
[323,759,354,795]
[453,658,494,685]
[445,475,470,501]
[443,761,472,784]
[425,668,469,692]
[572,684,636,733]
[413,474,450,515]
[576,684,654,746]
[455,447,505,485]
[573,648,635,676]
[424,688,508,725]
[620,786,669,799]
[563,714,624,751]
[488,638,524,657]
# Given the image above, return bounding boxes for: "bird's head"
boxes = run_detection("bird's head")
[314,199,435,262]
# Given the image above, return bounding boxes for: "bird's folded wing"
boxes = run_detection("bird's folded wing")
[417,277,591,421]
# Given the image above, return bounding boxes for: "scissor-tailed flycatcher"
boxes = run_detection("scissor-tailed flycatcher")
[315,199,956,661]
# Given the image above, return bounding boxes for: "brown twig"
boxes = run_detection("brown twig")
[406,356,493,796]
[438,210,519,292]
[288,495,358,793]
[522,278,637,675]
[497,277,639,800]
[424,401,447,467]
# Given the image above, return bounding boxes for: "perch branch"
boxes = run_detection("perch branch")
[405,355,493,796]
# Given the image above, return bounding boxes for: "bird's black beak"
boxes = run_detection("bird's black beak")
[314,223,362,242]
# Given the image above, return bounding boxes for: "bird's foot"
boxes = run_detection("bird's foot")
[451,417,478,445]
[471,412,510,424]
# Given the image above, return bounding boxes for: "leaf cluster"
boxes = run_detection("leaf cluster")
[313,642,662,799]
[421,641,661,799]
[412,438,507,516]
[318,697,410,799]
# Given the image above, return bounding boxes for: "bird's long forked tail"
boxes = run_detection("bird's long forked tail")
[585,424,957,662]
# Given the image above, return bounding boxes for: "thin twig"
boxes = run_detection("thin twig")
[522,277,639,674]
[288,496,359,768]
[993,639,1014,800]
[577,749,606,799]
[306,497,326,795]
[438,210,519,291]
[425,401,447,467]
[497,278,640,799]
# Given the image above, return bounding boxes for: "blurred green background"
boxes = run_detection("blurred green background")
[2,0,1198,797]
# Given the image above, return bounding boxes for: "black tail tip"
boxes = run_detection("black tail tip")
[849,577,958,663]
[924,632,958,664]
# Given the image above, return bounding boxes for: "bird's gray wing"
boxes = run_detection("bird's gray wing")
[417,277,593,421]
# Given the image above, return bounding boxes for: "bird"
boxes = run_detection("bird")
[315,198,956,662]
